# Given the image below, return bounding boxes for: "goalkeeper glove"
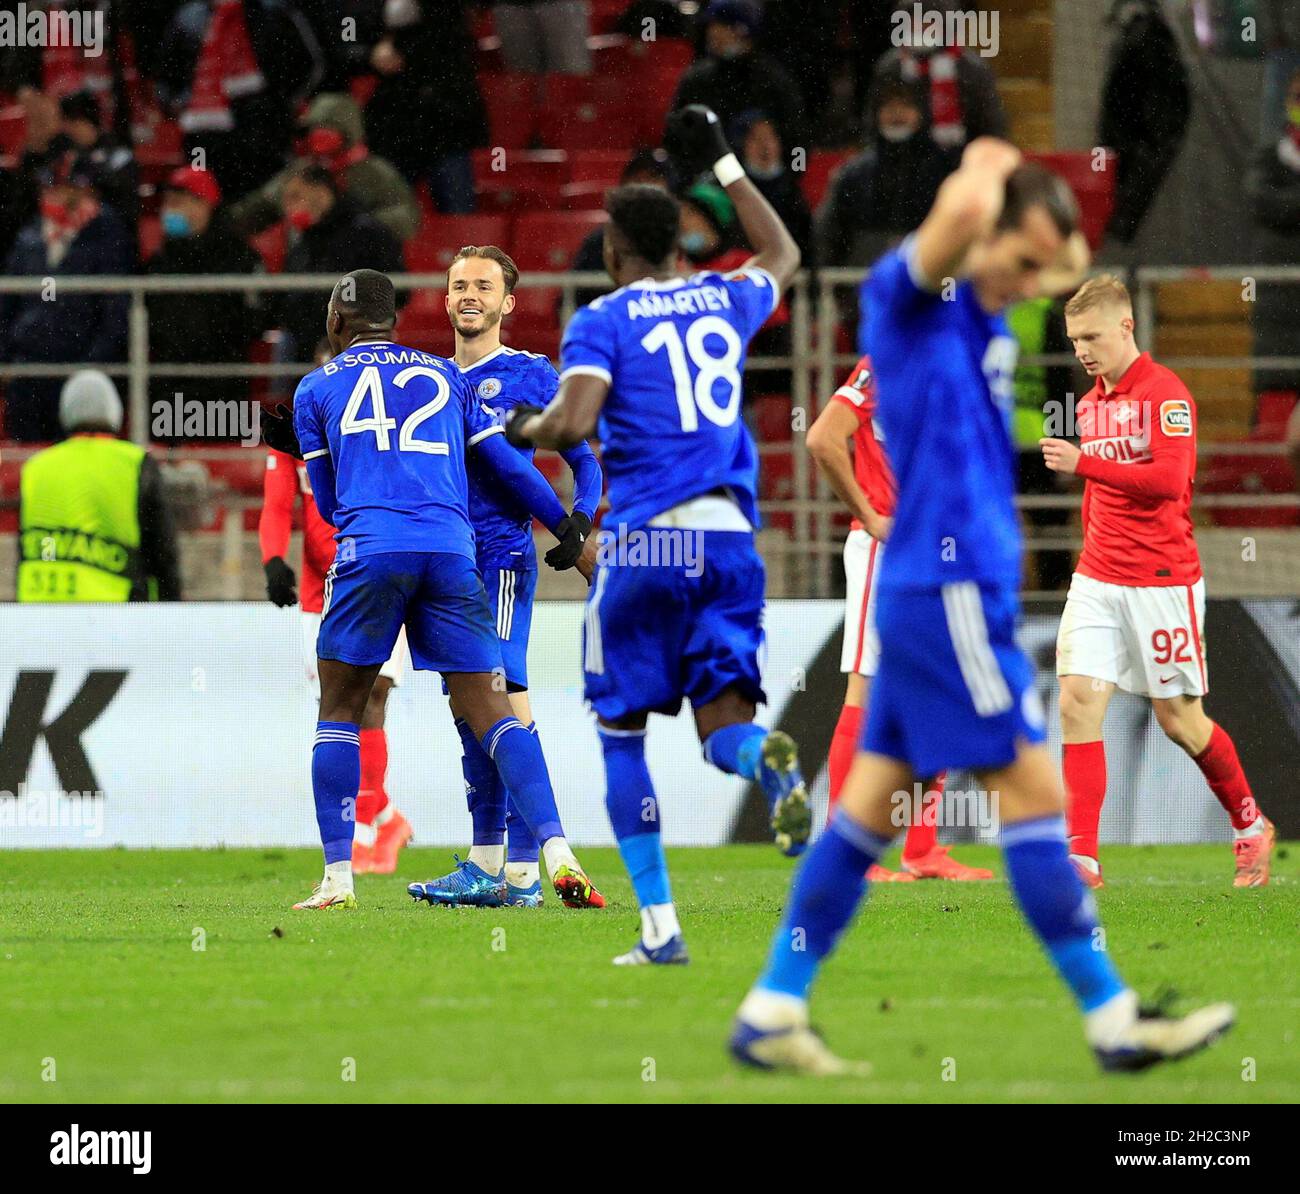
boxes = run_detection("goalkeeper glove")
[544,511,593,572]
[264,556,298,607]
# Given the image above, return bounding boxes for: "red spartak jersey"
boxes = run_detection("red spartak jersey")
[258,448,337,613]
[829,355,896,527]
[1074,352,1201,587]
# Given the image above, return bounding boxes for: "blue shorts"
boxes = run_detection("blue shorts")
[863,581,1046,777]
[319,550,503,676]
[442,565,537,693]
[583,530,767,720]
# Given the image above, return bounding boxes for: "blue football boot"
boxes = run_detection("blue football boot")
[504,878,544,907]
[761,730,811,857]
[612,934,690,966]
[407,855,506,907]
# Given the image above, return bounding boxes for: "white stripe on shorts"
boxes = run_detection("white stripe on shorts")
[941,582,1013,716]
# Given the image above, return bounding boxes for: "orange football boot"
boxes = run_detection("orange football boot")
[368,809,413,874]
[1233,817,1274,888]
[901,845,994,880]
[351,837,376,874]
[866,863,916,882]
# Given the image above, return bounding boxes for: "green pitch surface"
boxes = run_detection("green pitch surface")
[1,844,1295,1104]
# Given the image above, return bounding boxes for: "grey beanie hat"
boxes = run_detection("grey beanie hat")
[59,370,124,433]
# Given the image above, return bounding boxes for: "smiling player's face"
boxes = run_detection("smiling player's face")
[446,257,514,338]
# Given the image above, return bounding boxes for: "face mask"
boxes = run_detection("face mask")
[747,161,783,181]
[680,231,714,262]
[162,210,194,239]
[879,124,916,144]
[287,207,317,232]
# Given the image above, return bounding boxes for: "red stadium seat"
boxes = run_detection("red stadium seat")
[511,210,607,272]
[538,75,642,151]
[589,33,633,76]
[1025,150,1117,251]
[589,0,632,35]
[250,222,287,274]
[480,71,541,150]
[405,214,512,272]
[472,148,569,213]
[568,148,630,187]
[0,104,25,156]
[627,38,694,143]
[559,180,609,211]
[799,150,855,210]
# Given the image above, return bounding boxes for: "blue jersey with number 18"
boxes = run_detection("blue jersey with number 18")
[559,267,779,531]
[292,340,503,560]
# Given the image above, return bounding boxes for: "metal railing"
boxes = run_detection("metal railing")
[1,266,1297,599]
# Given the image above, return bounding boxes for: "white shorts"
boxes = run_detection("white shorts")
[840,528,885,677]
[300,610,409,700]
[1056,573,1208,698]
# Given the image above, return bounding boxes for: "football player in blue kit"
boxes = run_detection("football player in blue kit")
[504,106,806,966]
[288,269,603,911]
[728,140,1236,1074]
[408,245,604,909]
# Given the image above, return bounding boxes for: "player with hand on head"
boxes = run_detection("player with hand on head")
[407,245,603,910]
[287,268,602,911]
[1041,275,1274,888]
[259,339,413,876]
[730,141,1235,1075]
[505,104,805,964]
[807,357,992,882]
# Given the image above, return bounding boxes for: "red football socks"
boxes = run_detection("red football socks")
[1063,740,1107,859]
[1193,723,1258,831]
[356,727,390,826]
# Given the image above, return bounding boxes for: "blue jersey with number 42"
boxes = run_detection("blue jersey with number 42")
[293,340,503,560]
[560,267,779,531]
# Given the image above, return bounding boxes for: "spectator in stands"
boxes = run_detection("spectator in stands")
[490,0,593,75]
[230,93,420,243]
[732,110,812,259]
[17,370,181,603]
[865,0,1008,151]
[815,79,957,271]
[146,166,268,438]
[272,162,404,362]
[56,89,140,234]
[363,0,489,215]
[670,1,807,151]
[1247,67,1300,408]
[567,149,672,305]
[0,152,134,443]
[1097,0,1189,245]
[155,0,325,203]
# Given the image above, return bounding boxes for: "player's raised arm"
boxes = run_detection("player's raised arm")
[665,105,801,291]
[911,137,1022,290]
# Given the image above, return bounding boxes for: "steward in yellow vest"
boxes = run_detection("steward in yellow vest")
[18,371,181,602]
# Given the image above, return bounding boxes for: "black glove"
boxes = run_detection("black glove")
[664,104,731,180]
[264,556,298,607]
[503,403,544,448]
[261,402,302,459]
[544,511,592,572]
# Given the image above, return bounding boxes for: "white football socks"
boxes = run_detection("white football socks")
[1084,988,1138,1049]
[541,837,579,877]
[468,845,505,875]
[505,861,540,888]
[738,987,809,1029]
[324,859,353,889]
[640,903,681,949]
[1234,817,1266,840]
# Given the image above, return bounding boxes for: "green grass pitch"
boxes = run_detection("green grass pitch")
[1,843,1295,1104]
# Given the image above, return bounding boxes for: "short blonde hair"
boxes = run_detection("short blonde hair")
[1064,273,1132,317]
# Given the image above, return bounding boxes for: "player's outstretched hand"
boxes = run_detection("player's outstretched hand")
[264,556,298,607]
[503,404,544,448]
[1039,436,1082,474]
[545,511,592,572]
[664,104,731,179]
[261,403,303,459]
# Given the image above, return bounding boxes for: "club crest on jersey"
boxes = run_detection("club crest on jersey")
[1160,399,1192,437]
[477,378,502,401]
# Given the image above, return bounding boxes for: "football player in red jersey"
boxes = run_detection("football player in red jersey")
[807,356,993,881]
[1042,275,1273,887]
[258,348,414,876]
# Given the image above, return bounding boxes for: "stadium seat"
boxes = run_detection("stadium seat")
[589,33,633,76]
[589,0,633,34]
[512,210,607,272]
[800,150,855,210]
[481,71,541,150]
[405,214,511,273]
[627,38,694,143]
[0,104,25,156]
[472,148,569,213]
[538,75,642,151]
[1025,150,1116,251]
[559,180,608,211]
[568,148,629,187]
